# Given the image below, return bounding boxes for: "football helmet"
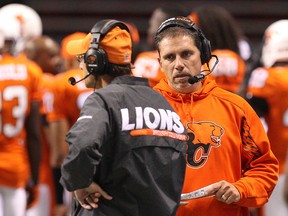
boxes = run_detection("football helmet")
[0,4,42,39]
[261,20,288,67]
[0,17,21,49]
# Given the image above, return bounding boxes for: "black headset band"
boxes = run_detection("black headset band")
[85,19,130,76]
[156,17,205,39]
[91,20,129,38]
[89,19,129,49]
[156,16,212,64]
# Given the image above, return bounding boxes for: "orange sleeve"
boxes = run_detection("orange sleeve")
[232,100,279,207]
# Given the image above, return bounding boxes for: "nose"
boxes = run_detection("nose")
[174,56,184,70]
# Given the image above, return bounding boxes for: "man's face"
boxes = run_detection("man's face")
[158,34,202,93]
[37,38,64,74]
[78,56,96,88]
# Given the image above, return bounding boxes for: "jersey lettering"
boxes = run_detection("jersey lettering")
[121,107,184,133]
[0,64,28,80]
[248,68,269,88]
[133,58,160,78]
[212,56,238,77]
[0,85,28,137]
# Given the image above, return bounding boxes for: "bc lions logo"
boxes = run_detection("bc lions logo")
[186,121,224,168]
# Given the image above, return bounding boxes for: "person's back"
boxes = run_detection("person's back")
[247,19,288,216]
[0,53,42,188]
[69,75,187,216]
[60,19,187,216]
[0,17,42,215]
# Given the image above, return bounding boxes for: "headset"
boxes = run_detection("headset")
[156,16,212,65]
[84,19,130,76]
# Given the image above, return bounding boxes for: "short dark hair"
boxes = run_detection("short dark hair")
[155,26,202,54]
[108,63,132,77]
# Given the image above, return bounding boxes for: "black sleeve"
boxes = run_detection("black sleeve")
[53,167,64,204]
[246,96,269,117]
[25,101,41,185]
[60,95,110,191]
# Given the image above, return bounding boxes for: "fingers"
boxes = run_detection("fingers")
[84,195,99,209]
[74,182,113,210]
[96,187,113,200]
[221,194,228,201]
[204,182,220,196]
[77,194,99,210]
[219,192,240,204]
[221,194,232,204]
[75,191,112,210]
[78,198,93,210]
[214,181,240,204]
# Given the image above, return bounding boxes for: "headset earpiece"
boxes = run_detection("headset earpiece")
[84,48,108,75]
[84,19,130,76]
[156,16,212,64]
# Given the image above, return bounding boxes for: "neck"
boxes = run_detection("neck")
[95,74,114,89]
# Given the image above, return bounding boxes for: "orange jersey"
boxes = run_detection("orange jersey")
[209,49,246,93]
[154,78,279,216]
[49,69,93,126]
[133,50,165,87]
[0,54,42,188]
[247,66,288,174]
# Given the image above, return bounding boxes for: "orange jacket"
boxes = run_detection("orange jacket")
[248,66,288,174]
[154,78,279,216]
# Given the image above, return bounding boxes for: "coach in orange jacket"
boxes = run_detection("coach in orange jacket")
[153,16,279,216]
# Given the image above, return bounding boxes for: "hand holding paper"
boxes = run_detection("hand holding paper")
[180,180,240,205]
[181,182,218,200]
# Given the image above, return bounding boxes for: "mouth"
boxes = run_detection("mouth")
[173,73,191,82]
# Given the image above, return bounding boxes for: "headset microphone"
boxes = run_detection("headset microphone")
[188,74,205,84]
[68,73,92,86]
[188,55,219,85]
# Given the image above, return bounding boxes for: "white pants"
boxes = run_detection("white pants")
[26,184,51,216]
[0,186,26,216]
[264,174,288,216]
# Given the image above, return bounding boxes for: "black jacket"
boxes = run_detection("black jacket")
[60,76,187,216]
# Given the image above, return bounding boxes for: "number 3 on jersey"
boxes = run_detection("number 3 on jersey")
[0,85,28,137]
